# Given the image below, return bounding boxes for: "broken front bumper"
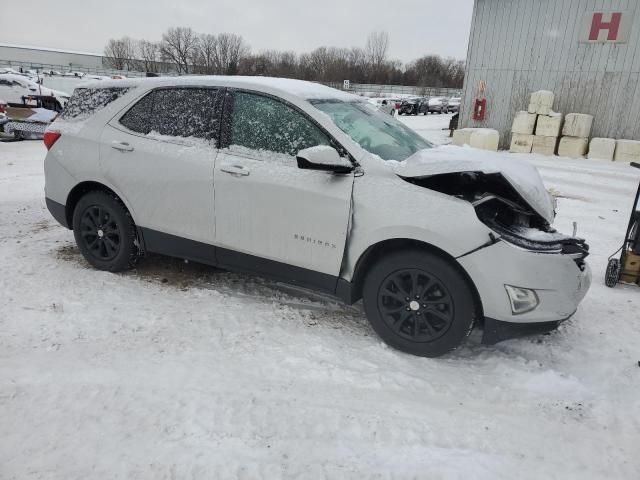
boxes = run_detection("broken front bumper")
[458,239,591,340]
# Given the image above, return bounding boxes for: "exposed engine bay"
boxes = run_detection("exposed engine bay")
[403,171,589,267]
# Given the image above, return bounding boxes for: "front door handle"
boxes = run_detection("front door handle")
[111,140,134,152]
[220,164,250,176]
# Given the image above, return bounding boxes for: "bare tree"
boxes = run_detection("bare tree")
[103,29,463,88]
[215,33,249,74]
[104,37,137,71]
[365,30,389,82]
[160,27,199,74]
[403,55,465,88]
[138,40,160,73]
[197,34,218,74]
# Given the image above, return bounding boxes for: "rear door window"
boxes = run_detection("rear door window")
[119,88,221,142]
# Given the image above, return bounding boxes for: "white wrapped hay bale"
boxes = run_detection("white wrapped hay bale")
[510,133,534,153]
[558,137,588,158]
[452,128,474,146]
[511,111,537,135]
[532,136,558,156]
[614,139,640,163]
[535,112,563,137]
[588,138,616,161]
[562,113,594,138]
[528,90,554,115]
[469,129,500,151]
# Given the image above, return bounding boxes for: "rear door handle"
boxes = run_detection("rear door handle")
[111,140,134,152]
[220,164,250,176]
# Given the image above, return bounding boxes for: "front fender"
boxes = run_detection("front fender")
[341,170,495,281]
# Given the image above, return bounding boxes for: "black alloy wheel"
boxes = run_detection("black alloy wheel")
[72,191,138,272]
[79,204,122,261]
[362,249,477,357]
[377,269,454,342]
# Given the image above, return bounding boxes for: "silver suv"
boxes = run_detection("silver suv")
[43,76,591,357]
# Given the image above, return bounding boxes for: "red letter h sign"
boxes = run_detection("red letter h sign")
[589,12,622,41]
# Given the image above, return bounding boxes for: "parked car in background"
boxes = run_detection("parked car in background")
[379,99,396,116]
[0,74,70,106]
[3,96,61,139]
[368,97,396,115]
[448,97,461,112]
[43,76,590,357]
[0,67,22,75]
[398,97,428,115]
[0,98,7,130]
[44,70,62,76]
[0,74,69,140]
[64,71,86,78]
[428,96,450,114]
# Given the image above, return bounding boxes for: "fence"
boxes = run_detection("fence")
[0,59,148,78]
[323,82,462,98]
[1,58,463,98]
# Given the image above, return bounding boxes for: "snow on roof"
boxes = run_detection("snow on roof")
[0,42,102,58]
[79,76,362,102]
[0,73,39,86]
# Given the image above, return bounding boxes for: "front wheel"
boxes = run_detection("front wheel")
[362,249,477,357]
[72,191,139,272]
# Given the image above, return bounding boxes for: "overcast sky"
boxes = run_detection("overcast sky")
[0,0,474,62]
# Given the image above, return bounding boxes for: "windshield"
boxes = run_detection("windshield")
[311,100,432,161]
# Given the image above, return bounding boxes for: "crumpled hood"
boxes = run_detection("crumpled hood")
[394,145,556,223]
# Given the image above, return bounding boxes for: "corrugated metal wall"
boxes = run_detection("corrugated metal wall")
[0,45,104,70]
[461,0,640,148]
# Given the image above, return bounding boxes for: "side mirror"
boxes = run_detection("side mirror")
[296,146,353,174]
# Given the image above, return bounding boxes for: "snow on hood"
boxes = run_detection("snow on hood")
[395,145,556,223]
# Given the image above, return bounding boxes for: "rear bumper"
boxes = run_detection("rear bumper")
[46,197,69,229]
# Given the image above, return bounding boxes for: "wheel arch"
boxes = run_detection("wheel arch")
[347,238,484,321]
[65,181,136,232]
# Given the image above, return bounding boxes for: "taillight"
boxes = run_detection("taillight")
[0,103,5,114]
[43,131,61,150]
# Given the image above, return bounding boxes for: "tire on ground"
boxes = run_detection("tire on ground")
[72,191,139,272]
[362,249,477,357]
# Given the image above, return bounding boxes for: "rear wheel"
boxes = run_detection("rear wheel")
[72,191,139,272]
[362,249,477,357]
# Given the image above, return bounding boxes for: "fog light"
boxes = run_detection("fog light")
[504,285,539,315]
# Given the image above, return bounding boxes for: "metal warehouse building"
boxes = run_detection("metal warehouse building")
[460,0,640,148]
[0,43,104,71]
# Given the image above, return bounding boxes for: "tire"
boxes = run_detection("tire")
[362,249,477,357]
[72,191,139,272]
[605,258,620,288]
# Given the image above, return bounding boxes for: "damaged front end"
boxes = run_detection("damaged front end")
[402,171,589,269]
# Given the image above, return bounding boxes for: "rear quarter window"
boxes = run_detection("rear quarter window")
[61,87,131,121]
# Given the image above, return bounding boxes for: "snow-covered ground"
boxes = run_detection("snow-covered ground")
[1,115,639,479]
